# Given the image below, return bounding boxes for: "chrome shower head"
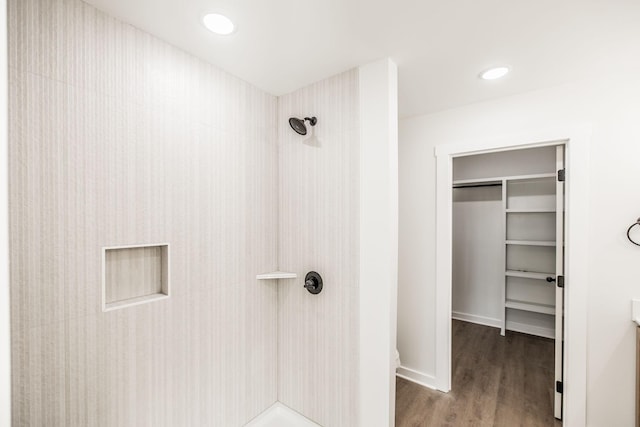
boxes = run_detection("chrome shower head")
[289,116,317,135]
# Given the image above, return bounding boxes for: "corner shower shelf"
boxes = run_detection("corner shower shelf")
[256,271,298,280]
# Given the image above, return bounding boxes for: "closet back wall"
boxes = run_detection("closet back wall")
[9,0,279,425]
[452,185,503,325]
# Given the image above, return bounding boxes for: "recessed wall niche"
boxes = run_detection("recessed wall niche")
[102,243,170,311]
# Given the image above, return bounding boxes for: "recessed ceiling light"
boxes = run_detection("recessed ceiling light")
[480,66,510,80]
[203,13,235,35]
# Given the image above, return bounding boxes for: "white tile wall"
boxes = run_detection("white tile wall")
[277,70,360,427]
[9,0,279,425]
[10,1,362,426]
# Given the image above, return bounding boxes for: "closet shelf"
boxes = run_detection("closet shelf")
[505,173,556,182]
[256,271,297,280]
[453,172,556,188]
[505,270,555,281]
[453,178,502,187]
[506,240,555,247]
[506,208,556,213]
[505,299,555,315]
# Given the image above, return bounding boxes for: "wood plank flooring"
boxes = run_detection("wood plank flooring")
[396,320,562,427]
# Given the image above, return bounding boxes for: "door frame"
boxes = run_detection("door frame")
[435,125,591,426]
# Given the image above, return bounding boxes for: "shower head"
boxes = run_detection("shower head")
[289,116,317,136]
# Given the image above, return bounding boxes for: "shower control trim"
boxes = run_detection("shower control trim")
[304,271,323,295]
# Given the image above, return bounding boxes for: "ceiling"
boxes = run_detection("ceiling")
[84,0,640,118]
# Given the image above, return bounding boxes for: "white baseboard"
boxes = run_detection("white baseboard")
[506,320,555,339]
[452,311,501,329]
[452,311,554,339]
[395,365,436,390]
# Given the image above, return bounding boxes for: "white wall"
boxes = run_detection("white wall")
[359,58,398,427]
[398,72,640,426]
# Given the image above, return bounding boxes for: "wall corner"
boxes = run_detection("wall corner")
[358,58,399,427]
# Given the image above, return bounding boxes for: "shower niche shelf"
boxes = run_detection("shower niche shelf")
[102,243,170,312]
[256,271,297,280]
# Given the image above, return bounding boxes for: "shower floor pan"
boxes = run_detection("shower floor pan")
[244,402,321,427]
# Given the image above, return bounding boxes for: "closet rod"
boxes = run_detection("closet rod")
[453,183,503,189]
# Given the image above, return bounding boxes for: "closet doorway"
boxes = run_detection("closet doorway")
[452,145,564,421]
[434,128,590,425]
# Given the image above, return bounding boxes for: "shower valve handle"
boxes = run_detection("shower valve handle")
[304,279,318,291]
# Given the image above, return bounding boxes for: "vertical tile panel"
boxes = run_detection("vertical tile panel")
[9,0,279,425]
[278,69,360,426]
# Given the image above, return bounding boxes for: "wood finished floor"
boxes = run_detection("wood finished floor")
[396,320,562,427]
